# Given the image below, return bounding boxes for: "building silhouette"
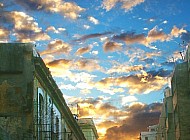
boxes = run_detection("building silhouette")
[0,43,87,140]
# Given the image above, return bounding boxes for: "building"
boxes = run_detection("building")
[156,45,190,140]
[140,125,158,140]
[78,118,99,140]
[157,87,175,140]
[171,61,190,140]
[0,43,86,140]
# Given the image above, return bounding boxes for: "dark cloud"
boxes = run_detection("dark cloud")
[113,32,146,45]
[103,103,162,140]
[15,0,41,10]
[73,32,112,42]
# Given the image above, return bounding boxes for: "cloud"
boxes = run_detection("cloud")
[0,2,3,8]
[46,59,72,68]
[80,89,91,95]
[74,59,104,72]
[15,0,85,19]
[113,26,186,48]
[113,32,146,45]
[91,50,99,55]
[58,83,76,90]
[73,98,162,140]
[145,26,169,45]
[121,0,145,12]
[73,32,112,42]
[40,39,72,55]
[1,11,50,42]
[170,25,187,37]
[94,70,168,94]
[103,41,123,52]
[162,20,168,24]
[83,25,90,29]
[45,58,73,78]
[88,16,99,24]
[121,96,138,106]
[102,0,145,11]
[75,46,92,56]
[0,27,9,42]
[46,26,66,33]
[103,102,162,140]
[107,64,144,74]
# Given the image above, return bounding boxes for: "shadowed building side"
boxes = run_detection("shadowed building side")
[0,43,86,140]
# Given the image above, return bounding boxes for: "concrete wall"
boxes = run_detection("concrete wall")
[0,43,34,139]
[172,62,190,140]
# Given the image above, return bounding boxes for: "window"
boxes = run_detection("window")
[145,137,148,140]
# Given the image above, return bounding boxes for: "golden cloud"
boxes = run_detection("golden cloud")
[41,39,72,55]
[16,0,85,19]
[121,0,145,11]
[73,98,162,140]
[94,71,167,94]
[75,46,92,56]
[107,64,143,74]
[47,59,72,68]
[0,27,9,42]
[103,41,123,52]
[170,25,187,37]
[113,26,186,48]
[74,59,104,72]
[102,0,145,11]
[5,11,50,42]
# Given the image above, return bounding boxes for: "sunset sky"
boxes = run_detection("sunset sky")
[1,0,190,139]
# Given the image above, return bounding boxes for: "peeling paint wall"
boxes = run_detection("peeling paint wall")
[0,43,86,140]
[0,43,34,139]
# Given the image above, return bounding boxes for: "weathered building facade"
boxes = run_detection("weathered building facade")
[171,62,190,140]
[140,125,158,140]
[156,45,190,140]
[157,87,175,140]
[78,118,98,140]
[0,43,86,140]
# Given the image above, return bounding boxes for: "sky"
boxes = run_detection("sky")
[0,0,190,139]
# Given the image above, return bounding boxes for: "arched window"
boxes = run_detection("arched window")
[38,93,44,140]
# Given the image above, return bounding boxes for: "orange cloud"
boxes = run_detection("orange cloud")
[15,0,85,19]
[95,71,167,94]
[75,46,92,56]
[121,0,145,12]
[103,41,123,52]
[0,27,9,42]
[74,59,104,72]
[102,0,144,12]
[113,26,186,49]
[107,64,143,74]
[41,39,72,55]
[72,97,162,140]
[3,11,50,42]
[170,25,187,37]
